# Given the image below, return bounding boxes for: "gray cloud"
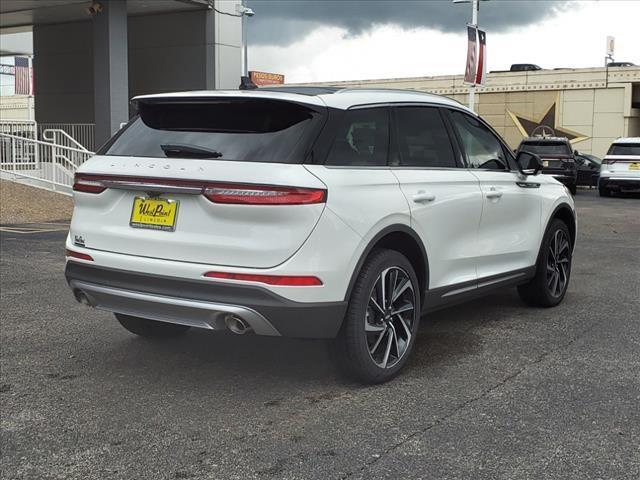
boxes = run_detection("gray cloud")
[246,0,572,45]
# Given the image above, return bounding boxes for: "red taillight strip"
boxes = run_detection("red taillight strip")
[72,174,326,205]
[203,184,326,205]
[73,174,107,193]
[65,249,94,261]
[204,271,323,286]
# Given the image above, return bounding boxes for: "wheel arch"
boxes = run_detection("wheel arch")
[344,225,429,305]
[548,203,577,250]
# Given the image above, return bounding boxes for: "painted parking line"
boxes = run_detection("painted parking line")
[0,223,70,234]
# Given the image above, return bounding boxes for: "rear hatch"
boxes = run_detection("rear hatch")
[519,141,576,175]
[603,142,640,176]
[70,95,328,268]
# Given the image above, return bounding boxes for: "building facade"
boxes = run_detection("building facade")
[302,67,640,158]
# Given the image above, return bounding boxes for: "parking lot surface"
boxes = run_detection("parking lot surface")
[1,190,639,480]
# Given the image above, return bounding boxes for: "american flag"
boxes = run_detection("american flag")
[14,56,32,95]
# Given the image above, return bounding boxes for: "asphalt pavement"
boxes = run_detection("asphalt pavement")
[1,189,639,480]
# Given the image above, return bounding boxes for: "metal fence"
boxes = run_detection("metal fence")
[0,120,95,151]
[0,132,94,195]
[39,123,96,152]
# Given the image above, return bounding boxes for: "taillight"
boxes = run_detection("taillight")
[203,184,326,205]
[71,174,326,204]
[73,173,106,193]
[65,249,94,261]
[204,271,323,286]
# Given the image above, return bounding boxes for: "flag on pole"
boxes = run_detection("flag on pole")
[14,56,32,95]
[464,25,478,85]
[475,29,487,85]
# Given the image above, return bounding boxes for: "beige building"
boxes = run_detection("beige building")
[300,66,640,158]
[0,95,33,121]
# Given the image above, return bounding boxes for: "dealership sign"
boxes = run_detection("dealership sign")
[249,71,285,86]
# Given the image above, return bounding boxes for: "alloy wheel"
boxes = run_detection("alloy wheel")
[546,229,570,297]
[365,267,416,369]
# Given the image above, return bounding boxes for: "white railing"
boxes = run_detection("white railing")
[0,120,95,151]
[0,132,94,195]
[40,123,96,151]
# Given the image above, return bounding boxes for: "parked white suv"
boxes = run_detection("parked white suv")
[65,87,576,383]
[599,137,640,196]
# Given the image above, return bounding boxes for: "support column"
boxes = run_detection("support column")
[93,0,129,146]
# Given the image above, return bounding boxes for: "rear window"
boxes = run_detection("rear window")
[98,98,325,163]
[520,141,571,156]
[607,143,640,156]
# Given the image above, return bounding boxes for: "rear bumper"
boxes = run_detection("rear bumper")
[599,176,640,191]
[65,262,347,338]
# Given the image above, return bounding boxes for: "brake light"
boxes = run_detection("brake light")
[203,184,326,205]
[65,249,94,261]
[73,173,106,193]
[204,271,323,286]
[71,174,326,204]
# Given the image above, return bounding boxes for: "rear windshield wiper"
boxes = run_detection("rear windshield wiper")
[160,144,223,159]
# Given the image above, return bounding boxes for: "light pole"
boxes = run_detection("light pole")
[453,0,486,112]
[237,1,255,77]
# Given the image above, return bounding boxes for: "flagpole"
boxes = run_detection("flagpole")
[27,55,34,121]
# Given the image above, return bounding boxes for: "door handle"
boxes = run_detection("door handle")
[485,188,503,199]
[412,190,436,203]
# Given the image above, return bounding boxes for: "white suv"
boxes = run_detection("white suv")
[599,137,640,196]
[65,88,576,383]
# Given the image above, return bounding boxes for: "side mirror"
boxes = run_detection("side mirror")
[516,150,543,175]
[574,150,579,156]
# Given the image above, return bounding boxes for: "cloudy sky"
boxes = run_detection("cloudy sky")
[246,0,640,83]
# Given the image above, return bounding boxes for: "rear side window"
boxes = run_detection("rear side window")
[607,143,640,156]
[449,110,508,170]
[324,108,389,166]
[520,142,571,156]
[98,99,325,163]
[394,107,457,168]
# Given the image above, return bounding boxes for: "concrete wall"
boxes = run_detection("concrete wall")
[128,3,242,99]
[33,22,94,123]
[0,95,33,121]
[33,3,242,125]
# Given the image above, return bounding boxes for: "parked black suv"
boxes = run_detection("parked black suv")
[517,137,578,194]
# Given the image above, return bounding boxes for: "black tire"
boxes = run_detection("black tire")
[518,219,572,307]
[599,187,611,197]
[115,313,190,338]
[333,249,421,384]
[569,184,577,195]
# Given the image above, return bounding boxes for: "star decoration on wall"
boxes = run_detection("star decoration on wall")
[508,99,589,144]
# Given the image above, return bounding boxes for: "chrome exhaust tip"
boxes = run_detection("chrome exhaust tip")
[73,289,93,307]
[225,315,252,335]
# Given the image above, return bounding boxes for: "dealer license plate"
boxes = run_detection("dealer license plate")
[629,163,640,170]
[130,197,179,231]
